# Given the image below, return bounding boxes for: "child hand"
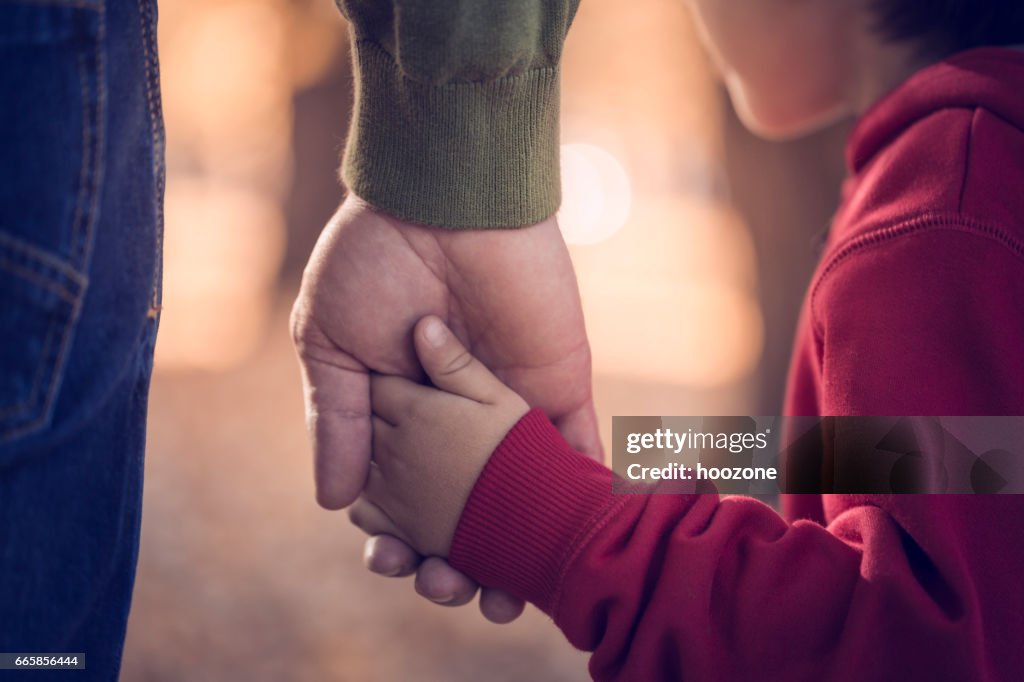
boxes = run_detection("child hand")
[358,316,530,558]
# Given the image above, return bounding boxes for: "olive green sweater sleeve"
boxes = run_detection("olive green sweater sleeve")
[336,1,580,228]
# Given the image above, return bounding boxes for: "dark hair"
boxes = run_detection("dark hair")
[872,0,1024,58]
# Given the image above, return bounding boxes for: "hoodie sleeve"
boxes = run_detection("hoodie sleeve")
[336,0,579,229]
[449,408,1016,682]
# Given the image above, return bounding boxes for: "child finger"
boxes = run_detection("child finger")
[370,416,405,478]
[413,316,504,404]
[362,459,392,505]
[371,414,395,453]
[370,373,431,425]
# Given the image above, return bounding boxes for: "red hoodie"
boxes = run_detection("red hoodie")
[449,48,1024,681]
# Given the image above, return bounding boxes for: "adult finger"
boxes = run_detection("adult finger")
[292,323,372,510]
[349,496,421,577]
[348,494,403,539]
[362,535,421,578]
[414,557,479,607]
[479,588,526,624]
[553,399,604,462]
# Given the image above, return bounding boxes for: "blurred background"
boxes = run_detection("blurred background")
[122,0,848,679]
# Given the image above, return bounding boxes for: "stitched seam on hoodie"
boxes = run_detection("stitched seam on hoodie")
[809,213,1024,339]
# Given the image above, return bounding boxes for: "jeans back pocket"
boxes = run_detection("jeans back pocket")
[0,1,104,447]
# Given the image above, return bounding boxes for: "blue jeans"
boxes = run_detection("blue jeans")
[0,1,163,679]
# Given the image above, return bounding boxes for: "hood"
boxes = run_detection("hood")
[847,47,1024,174]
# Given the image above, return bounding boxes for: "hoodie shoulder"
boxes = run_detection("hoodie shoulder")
[834,48,1024,243]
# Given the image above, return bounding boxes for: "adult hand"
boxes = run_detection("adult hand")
[291,194,601,622]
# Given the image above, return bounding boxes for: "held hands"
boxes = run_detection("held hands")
[291,196,600,621]
[350,316,529,558]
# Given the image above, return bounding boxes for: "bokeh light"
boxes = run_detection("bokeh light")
[558,143,632,245]
[570,199,763,388]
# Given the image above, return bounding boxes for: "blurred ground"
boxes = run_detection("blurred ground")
[121,295,591,682]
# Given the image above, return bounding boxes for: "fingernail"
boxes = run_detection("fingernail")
[431,594,456,604]
[423,318,448,348]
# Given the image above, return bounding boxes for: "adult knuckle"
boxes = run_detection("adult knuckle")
[288,302,307,344]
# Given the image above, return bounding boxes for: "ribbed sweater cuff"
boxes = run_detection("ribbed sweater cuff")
[449,409,617,614]
[342,39,562,229]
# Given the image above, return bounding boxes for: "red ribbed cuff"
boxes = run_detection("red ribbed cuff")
[449,408,617,614]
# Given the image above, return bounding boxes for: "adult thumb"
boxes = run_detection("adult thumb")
[413,316,503,404]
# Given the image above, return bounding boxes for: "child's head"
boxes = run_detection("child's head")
[683,0,1024,139]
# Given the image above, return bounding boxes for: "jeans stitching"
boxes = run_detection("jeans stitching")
[69,53,90,267]
[136,0,163,315]
[0,231,86,284]
[70,2,104,271]
[0,256,80,302]
[0,2,101,443]
[0,310,62,420]
[0,0,102,8]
